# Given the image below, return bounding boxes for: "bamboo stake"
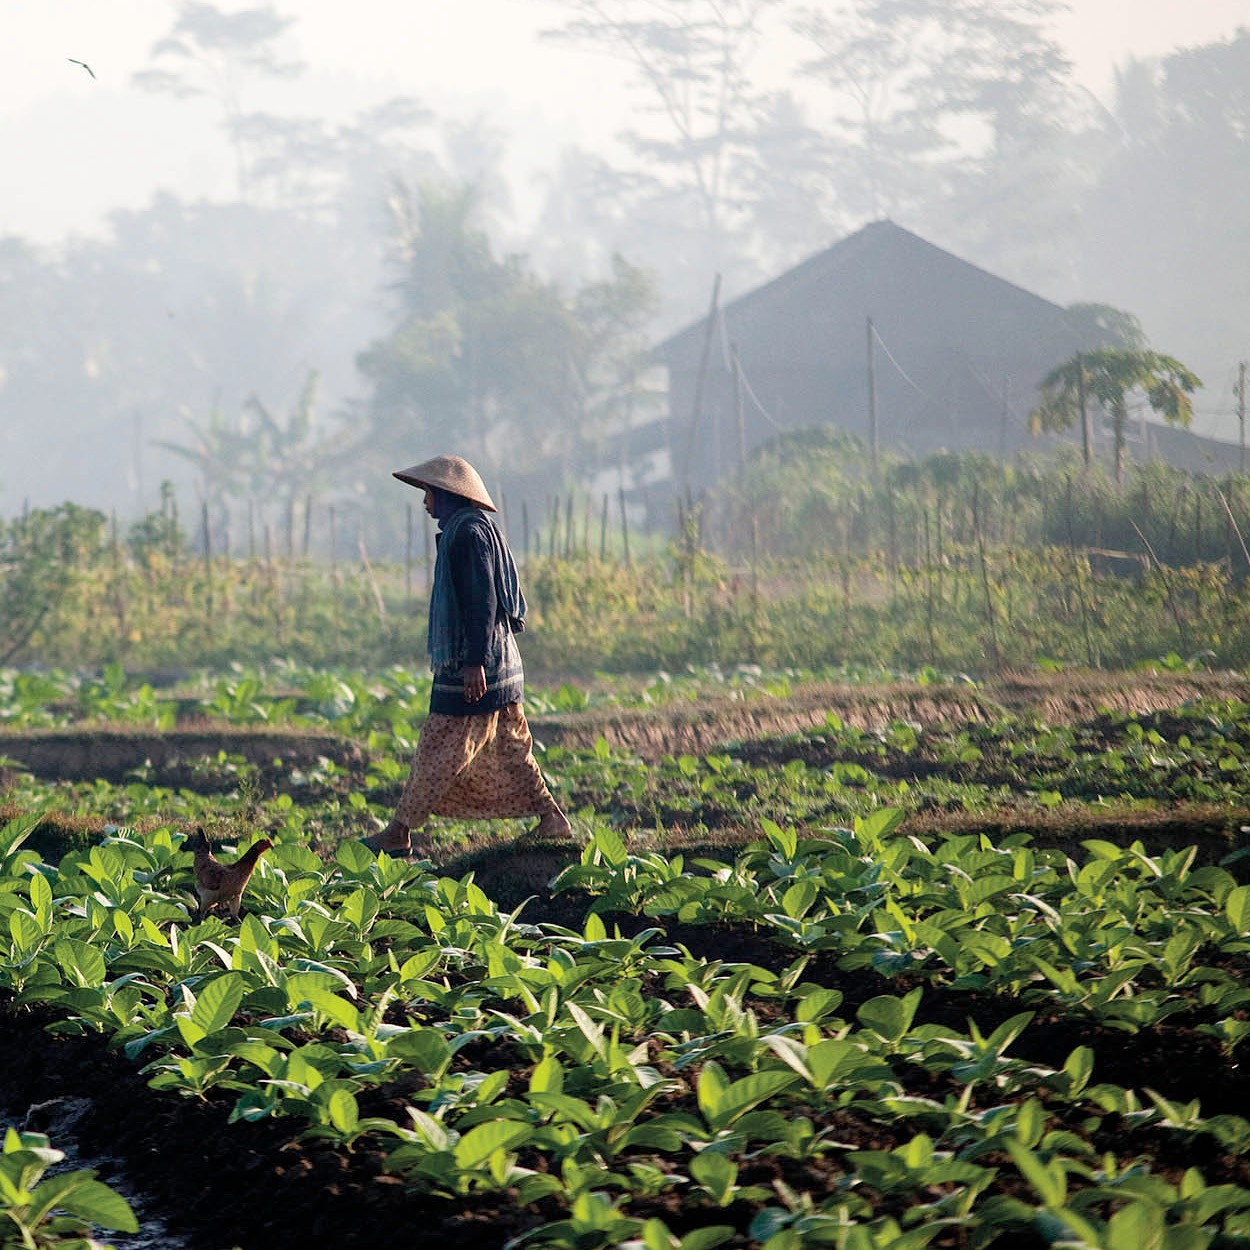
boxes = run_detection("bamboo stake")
[1129,517,1190,652]
[618,487,630,565]
[359,531,386,622]
[972,485,1001,669]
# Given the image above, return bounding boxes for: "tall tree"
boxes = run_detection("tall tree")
[133,2,303,201]
[790,0,1081,287]
[1076,33,1250,419]
[542,0,783,318]
[354,181,659,492]
[1029,347,1201,484]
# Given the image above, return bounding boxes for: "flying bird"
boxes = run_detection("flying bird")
[187,828,273,920]
[67,58,95,79]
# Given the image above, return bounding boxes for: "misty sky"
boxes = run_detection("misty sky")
[3,0,1248,244]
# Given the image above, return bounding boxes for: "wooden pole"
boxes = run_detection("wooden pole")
[521,500,530,566]
[618,486,631,566]
[1238,361,1247,474]
[600,493,609,560]
[405,502,414,607]
[202,500,212,615]
[732,342,746,473]
[867,316,879,477]
[681,272,722,495]
[1078,353,1091,469]
[302,494,313,557]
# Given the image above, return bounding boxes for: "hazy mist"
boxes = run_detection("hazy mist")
[1,1,1247,544]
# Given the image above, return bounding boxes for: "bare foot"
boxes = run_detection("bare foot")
[529,809,573,840]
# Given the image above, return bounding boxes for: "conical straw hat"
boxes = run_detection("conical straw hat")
[392,455,497,511]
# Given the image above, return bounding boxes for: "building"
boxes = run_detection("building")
[652,220,1241,493]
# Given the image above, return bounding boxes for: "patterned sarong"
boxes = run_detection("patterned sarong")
[394,702,558,829]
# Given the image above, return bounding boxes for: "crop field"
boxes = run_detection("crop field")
[2,664,1250,1250]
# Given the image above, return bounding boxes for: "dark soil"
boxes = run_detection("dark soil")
[2,836,1247,1250]
[0,726,365,786]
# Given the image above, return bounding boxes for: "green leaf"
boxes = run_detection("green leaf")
[1226,884,1250,935]
[697,1060,729,1124]
[1106,1201,1161,1250]
[856,990,921,1042]
[335,840,377,873]
[854,808,906,845]
[191,973,245,1035]
[680,1227,736,1250]
[1062,1046,1094,1096]
[1006,1140,1066,1207]
[690,1151,738,1204]
[339,886,380,932]
[328,1089,359,1134]
[30,1172,137,1231]
[27,871,51,920]
[53,938,106,989]
[303,987,361,1032]
[389,1028,451,1074]
[529,1054,564,1095]
[453,1120,531,1169]
[592,826,628,867]
[718,1071,797,1126]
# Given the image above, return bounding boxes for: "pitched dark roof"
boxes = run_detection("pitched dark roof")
[655,219,1070,361]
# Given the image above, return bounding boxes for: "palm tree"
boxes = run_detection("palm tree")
[1029,347,1201,483]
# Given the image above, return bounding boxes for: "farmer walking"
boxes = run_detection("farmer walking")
[363,454,572,856]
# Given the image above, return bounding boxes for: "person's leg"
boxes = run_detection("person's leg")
[491,703,572,837]
[365,711,498,852]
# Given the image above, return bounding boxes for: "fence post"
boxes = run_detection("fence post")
[618,486,630,566]
[406,502,414,608]
[202,500,212,615]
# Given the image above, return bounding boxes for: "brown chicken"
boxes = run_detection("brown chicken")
[187,828,272,920]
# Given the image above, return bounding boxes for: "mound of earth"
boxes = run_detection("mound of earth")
[529,670,1250,761]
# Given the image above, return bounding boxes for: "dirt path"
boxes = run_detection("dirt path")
[528,670,1250,760]
[4,672,1249,782]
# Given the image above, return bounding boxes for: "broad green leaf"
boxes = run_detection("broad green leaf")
[34,1174,138,1232]
[27,871,51,919]
[690,1151,737,1204]
[335,841,377,873]
[592,826,628,867]
[339,886,379,933]
[54,938,106,989]
[529,1054,564,1095]
[856,990,921,1042]
[680,1226,736,1250]
[717,1070,797,1125]
[453,1120,531,1169]
[697,1060,729,1124]
[389,1028,451,1074]
[566,1002,607,1059]
[10,910,42,951]
[855,808,906,845]
[1106,1201,1161,1250]
[328,1089,359,1134]
[1006,1139,1066,1207]
[959,930,1011,968]
[1226,884,1250,935]
[190,973,245,1035]
[398,949,440,981]
[302,987,361,1032]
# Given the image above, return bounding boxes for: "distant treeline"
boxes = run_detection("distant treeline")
[7,442,1250,675]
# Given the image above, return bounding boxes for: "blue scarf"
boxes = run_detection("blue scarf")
[427,507,526,671]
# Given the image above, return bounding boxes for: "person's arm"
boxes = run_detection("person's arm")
[449,521,496,702]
